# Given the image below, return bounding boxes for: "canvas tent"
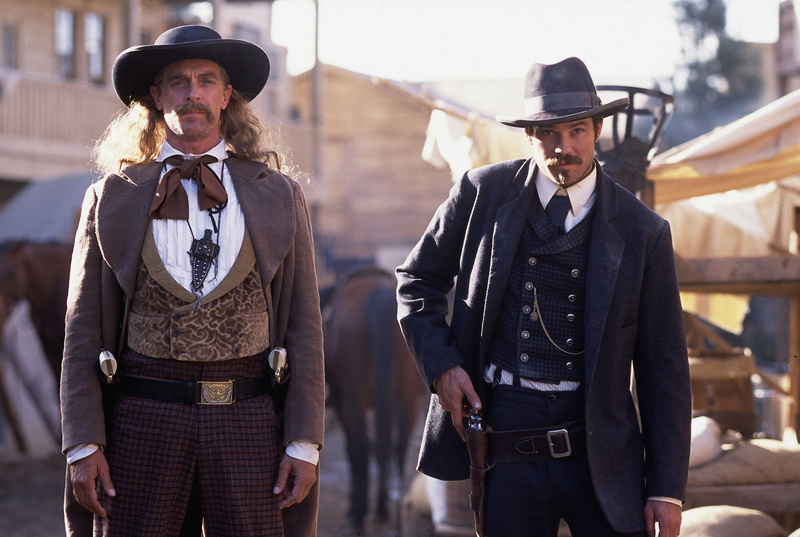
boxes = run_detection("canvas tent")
[648,89,800,203]
[0,170,96,243]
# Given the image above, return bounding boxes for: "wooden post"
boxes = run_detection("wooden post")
[791,295,799,442]
[124,0,141,48]
[792,207,800,442]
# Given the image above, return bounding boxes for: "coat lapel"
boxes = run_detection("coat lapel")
[584,170,625,387]
[226,159,296,288]
[479,160,537,366]
[95,161,163,299]
[95,159,296,299]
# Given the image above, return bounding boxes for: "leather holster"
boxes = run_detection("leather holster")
[465,424,494,537]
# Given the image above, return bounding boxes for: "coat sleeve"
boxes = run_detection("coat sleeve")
[278,181,326,449]
[396,174,477,390]
[633,221,692,501]
[60,183,108,452]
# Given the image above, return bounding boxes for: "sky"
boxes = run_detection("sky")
[270,0,784,85]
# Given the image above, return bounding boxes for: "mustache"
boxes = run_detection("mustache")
[546,154,582,166]
[175,103,213,120]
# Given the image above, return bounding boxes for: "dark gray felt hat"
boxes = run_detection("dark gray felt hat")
[112,25,270,106]
[497,57,629,128]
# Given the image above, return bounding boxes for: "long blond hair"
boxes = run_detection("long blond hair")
[93,67,289,176]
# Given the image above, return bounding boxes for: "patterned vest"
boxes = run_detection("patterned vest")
[489,196,594,383]
[126,225,270,361]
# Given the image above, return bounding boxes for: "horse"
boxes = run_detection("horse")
[321,265,425,532]
[0,240,72,450]
[0,240,72,378]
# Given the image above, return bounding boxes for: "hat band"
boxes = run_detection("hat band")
[524,91,602,116]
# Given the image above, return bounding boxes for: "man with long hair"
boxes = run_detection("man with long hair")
[60,25,325,537]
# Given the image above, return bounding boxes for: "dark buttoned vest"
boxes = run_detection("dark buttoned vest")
[489,195,594,383]
[126,225,270,362]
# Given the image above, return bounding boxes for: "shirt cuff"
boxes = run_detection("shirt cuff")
[66,443,100,465]
[648,496,682,507]
[286,440,320,466]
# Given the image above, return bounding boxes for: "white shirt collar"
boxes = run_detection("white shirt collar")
[158,139,228,162]
[534,162,598,216]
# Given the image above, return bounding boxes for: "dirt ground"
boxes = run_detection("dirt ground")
[0,408,439,537]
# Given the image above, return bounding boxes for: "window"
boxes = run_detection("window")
[2,24,17,68]
[55,9,75,78]
[85,13,105,82]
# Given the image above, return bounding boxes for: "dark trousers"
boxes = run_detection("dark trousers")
[96,352,283,537]
[484,386,645,537]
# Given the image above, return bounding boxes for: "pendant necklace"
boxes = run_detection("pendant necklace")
[187,202,225,306]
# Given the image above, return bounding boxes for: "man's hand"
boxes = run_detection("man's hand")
[433,365,482,441]
[70,449,116,518]
[273,454,316,508]
[644,499,682,537]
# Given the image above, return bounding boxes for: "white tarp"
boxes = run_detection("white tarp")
[648,89,800,203]
[658,177,800,259]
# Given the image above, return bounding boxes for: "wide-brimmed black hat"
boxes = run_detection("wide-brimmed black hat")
[112,25,270,106]
[497,57,628,128]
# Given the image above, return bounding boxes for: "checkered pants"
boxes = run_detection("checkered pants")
[95,351,283,537]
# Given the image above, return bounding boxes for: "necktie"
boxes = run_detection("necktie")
[149,155,228,220]
[545,190,571,234]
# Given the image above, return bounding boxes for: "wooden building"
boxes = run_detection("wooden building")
[0,0,312,203]
[291,65,454,282]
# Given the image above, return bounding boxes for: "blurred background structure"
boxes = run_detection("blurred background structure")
[2,1,800,535]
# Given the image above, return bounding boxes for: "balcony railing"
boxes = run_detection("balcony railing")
[0,71,321,185]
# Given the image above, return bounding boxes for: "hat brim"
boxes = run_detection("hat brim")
[496,98,629,128]
[113,39,270,106]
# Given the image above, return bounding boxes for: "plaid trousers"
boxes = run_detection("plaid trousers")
[95,351,283,537]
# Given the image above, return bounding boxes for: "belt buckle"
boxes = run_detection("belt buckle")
[199,380,234,405]
[547,428,572,458]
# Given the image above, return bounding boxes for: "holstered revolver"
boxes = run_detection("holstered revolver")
[465,407,493,537]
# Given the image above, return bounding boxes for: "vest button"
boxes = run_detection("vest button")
[571,269,580,277]
[522,305,532,314]
[567,313,575,322]
[521,330,530,339]
[233,345,242,355]
[227,307,236,316]
[172,313,181,321]
[525,282,534,291]
[520,353,529,362]
[568,294,577,302]
[548,394,557,402]
[171,348,181,356]
[171,330,180,337]
[566,361,574,370]
[566,338,575,347]
[528,257,537,265]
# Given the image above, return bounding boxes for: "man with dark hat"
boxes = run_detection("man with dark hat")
[396,57,691,536]
[60,25,325,537]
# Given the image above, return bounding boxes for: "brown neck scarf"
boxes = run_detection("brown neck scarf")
[149,154,228,220]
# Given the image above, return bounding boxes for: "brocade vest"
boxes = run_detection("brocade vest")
[126,225,270,361]
[489,197,594,383]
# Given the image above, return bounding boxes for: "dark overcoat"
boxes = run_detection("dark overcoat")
[396,158,691,534]
[60,158,325,537]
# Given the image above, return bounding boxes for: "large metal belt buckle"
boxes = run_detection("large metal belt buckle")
[547,428,572,458]
[199,380,234,405]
